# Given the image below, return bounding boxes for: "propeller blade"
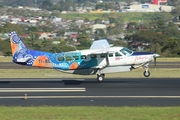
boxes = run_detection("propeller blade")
[153,54,160,71]
[154,44,157,71]
[154,57,156,71]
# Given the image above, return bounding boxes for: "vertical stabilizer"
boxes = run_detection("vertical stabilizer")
[9,31,30,62]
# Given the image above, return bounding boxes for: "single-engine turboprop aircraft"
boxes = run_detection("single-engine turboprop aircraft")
[9,31,160,82]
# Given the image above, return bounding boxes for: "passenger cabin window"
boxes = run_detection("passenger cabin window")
[100,54,106,58]
[108,53,113,57]
[57,56,64,61]
[91,54,97,58]
[65,56,74,61]
[73,56,79,60]
[115,52,122,57]
[81,55,87,59]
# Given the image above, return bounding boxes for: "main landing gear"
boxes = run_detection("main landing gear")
[97,74,105,82]
[143,63,150,77]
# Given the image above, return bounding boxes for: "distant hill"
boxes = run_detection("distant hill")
[0,0,177,8]
[0,0,114,8]
[0,0,124,7]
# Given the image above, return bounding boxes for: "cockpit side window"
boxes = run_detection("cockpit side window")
[120,48,133,56]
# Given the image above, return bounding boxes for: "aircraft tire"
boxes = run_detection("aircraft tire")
[143,71,150,77]
[97,74,104,82]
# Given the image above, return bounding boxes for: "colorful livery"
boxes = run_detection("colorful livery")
[9,31,160,82]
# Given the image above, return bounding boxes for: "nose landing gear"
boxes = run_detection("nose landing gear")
[143,70,150,77]
[143,63,150,77]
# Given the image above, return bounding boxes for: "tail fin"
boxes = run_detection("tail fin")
[9,31,30,63]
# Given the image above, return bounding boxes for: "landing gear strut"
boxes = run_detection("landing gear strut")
[97,74,105,82]
[143,63,150,77]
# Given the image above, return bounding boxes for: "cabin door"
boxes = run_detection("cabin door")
[108,52,126,66]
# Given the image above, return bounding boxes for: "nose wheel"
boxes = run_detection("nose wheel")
[143,70,150,77]
[143,63,150,77]
[97,74,105,82]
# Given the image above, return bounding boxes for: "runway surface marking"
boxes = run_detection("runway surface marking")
[0,79,85,81]
[0,96,180,99]
[0,88,86,92]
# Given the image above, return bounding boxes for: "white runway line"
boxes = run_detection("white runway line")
[0,78,85,81]
[0,88,86,92]
[0,96,180,99]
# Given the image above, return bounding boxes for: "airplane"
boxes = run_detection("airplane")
[9,31,160,82]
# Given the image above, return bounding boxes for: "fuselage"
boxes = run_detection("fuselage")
[9,31,159,75]
[9,31,160,79]
[13,47,156,71]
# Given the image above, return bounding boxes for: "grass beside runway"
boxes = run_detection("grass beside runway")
[0,106,180,120]
[0,68,180,78]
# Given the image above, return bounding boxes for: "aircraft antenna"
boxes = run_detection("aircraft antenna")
[53,47,64,54]
[59,48,64,53]
[73,46,77,50]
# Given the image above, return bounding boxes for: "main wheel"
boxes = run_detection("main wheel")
[97,74,104,82]
[143,71,150,77]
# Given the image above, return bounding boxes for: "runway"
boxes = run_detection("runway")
[0,78,180,106]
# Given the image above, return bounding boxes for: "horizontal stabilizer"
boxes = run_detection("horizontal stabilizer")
[16,57,32,63]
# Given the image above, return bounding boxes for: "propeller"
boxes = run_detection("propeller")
[154,55,157,71]
[154,47,157,71]
[153,46,160,71]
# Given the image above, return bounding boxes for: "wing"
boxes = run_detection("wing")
[90,39,110,50]
[89,43,116,69]
[90,49,115,54]
[89,39,115,54]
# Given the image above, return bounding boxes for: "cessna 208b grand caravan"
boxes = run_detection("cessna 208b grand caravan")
[9,31,160,82]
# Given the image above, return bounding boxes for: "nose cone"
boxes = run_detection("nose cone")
[154,53,160,58]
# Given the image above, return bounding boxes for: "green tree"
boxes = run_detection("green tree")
[162,27,180,38]
[28,33,40,48]
[108,17,115,23]
[156,19,166,31]
[76,33,92,49]
[2,22,23,34]
[171,6,180,17]
[95,29,107,39]
[162,37,180,57]
[95,3,108,10]
[0,40,11,56]
[40,0,52,10]
[28,26,39,32]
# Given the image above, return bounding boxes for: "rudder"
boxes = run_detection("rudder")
[9,31,29,63]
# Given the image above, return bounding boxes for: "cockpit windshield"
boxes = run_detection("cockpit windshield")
[120,47,133,56]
